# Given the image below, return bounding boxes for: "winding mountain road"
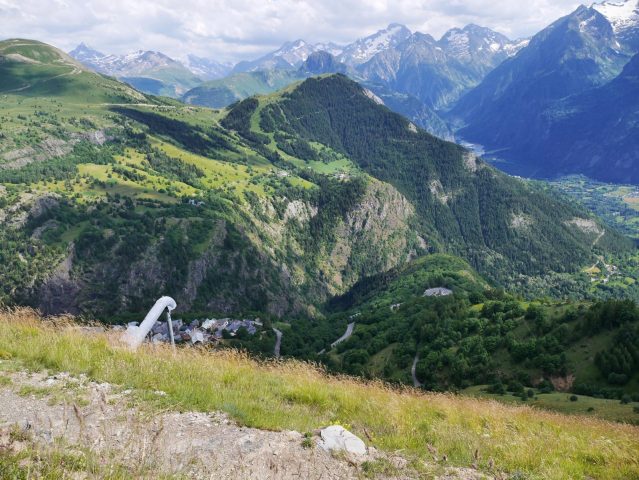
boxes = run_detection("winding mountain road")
[411,353,423,388]
[273,328,283,359]
[331,322,355,349]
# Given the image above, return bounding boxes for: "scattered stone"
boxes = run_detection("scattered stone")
[151,333,167,344]
[318,425,367,456]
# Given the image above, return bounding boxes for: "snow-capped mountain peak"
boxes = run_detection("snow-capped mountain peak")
[270,40,325,64]
[592,0,639,33]
[69,45,189,77]
[438,24,522,61]
[504,38,530,57]
[339,23,412,64]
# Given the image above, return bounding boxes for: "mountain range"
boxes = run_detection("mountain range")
[446,1,639,183]
[179,22,528,113]
[182,1,639,183]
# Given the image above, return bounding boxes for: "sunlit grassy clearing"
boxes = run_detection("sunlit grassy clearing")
[0,310,637,479]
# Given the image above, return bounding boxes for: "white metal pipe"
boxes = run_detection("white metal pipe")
[123,296,177,350]
[167,310,175,350]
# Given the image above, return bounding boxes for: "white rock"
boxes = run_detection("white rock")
[318,425,367,456]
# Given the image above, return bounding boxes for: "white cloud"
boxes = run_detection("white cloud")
[0,0,585,62]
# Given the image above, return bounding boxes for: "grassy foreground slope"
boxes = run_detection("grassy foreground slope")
[0,310,637,479]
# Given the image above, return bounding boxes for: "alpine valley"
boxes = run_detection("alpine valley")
[2,0,639,432]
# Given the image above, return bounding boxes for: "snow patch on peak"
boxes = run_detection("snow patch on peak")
[592,0,639,33]
[340,23,412,64]
[579,12,601,34]
[504,39,530,57]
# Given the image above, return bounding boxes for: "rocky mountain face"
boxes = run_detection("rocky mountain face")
[68,43,105,67]
[299,51,351,75]
[354,23,527,110]
[337,23,413,65]
[35,179,418,318]
[253,75,629,287]
[593,0,639,50]
[448,3,638,181]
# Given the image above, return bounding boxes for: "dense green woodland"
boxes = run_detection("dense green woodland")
[232,255,639,404]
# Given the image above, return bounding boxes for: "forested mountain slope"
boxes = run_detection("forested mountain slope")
[247,74,632,287]
[489,52,639,183]
[0,40,423,318]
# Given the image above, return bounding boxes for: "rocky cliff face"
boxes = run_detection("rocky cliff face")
[31,176,423,318]
[321,179,423,294]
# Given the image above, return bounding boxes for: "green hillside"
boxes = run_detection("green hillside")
[230,253,639,414]
[0,41,636,321]
[0,39,146,103]
[0,41,423,319]
[122,65,203,97]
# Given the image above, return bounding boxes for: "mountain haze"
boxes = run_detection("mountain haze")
[449,2,638,180]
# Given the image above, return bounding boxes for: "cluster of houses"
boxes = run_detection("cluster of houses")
[136,317,262,345]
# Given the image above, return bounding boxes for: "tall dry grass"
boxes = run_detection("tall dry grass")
[0,308,637,479]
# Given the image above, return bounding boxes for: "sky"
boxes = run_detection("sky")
[0,0,588,63]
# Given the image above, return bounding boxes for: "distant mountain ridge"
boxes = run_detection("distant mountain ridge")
[232,39,345,73]
[69,44,221,97]
[227,23,527,110]
[71,20,525,109]
[490,52,639,183]
[182,22,526,139]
